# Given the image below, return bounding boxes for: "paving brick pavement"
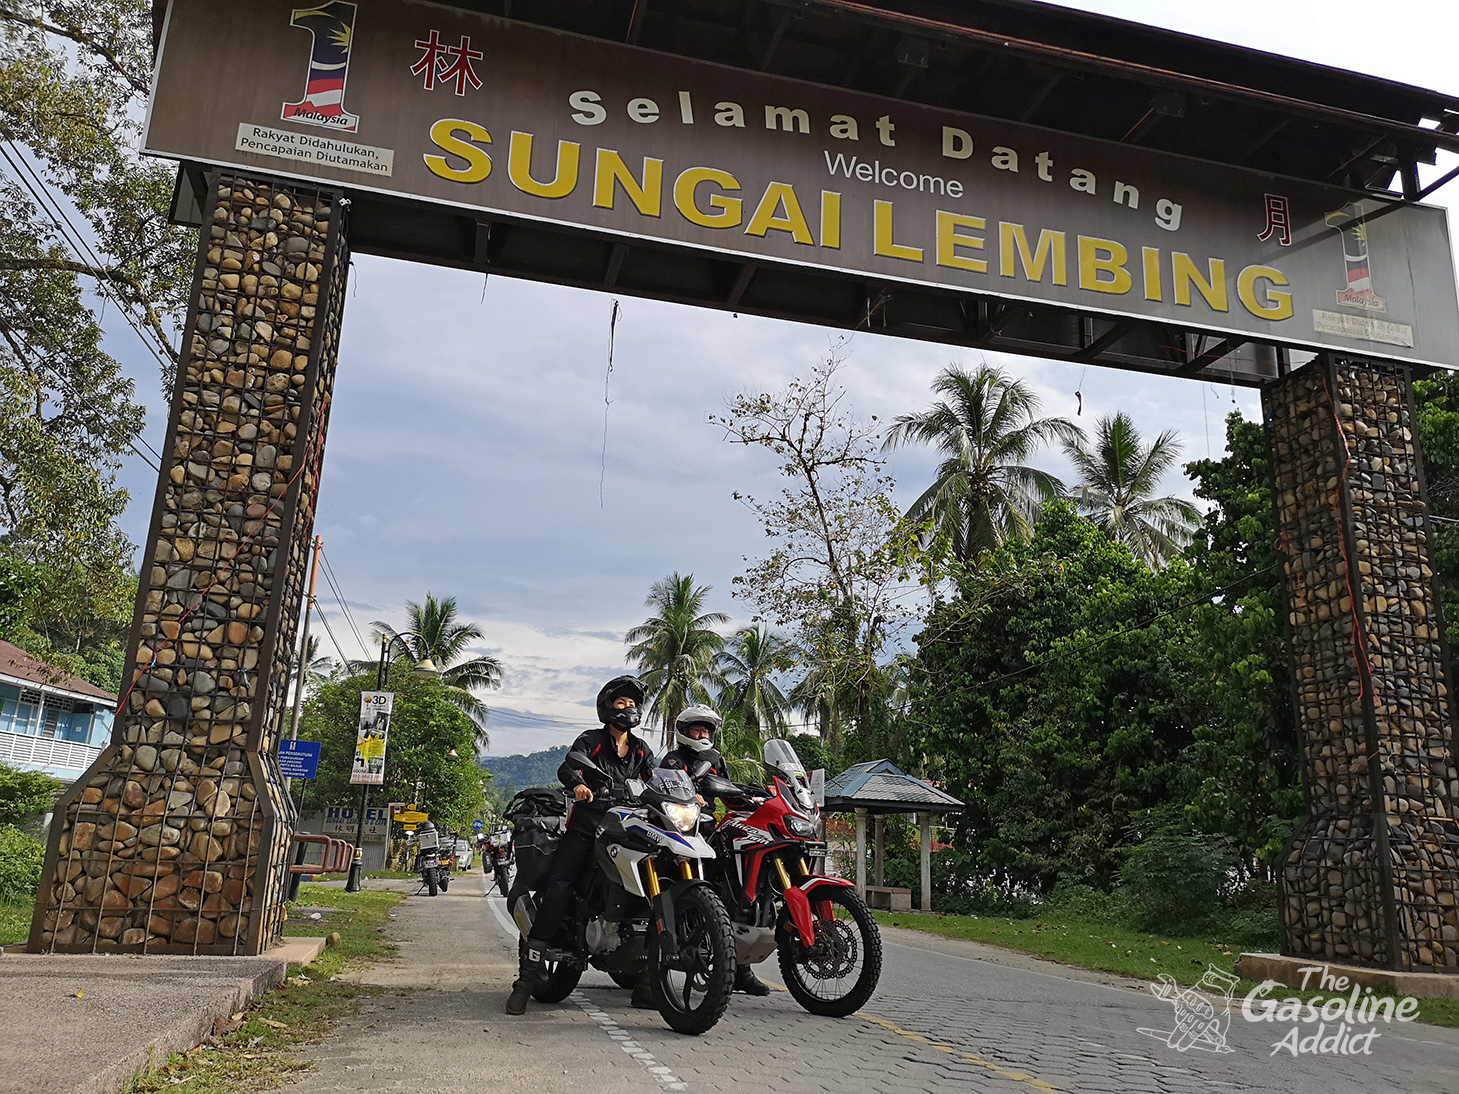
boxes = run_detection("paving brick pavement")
[287,874,1459,1094]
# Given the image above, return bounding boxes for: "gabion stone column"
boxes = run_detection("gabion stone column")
[29,174,348,955]
[1266,355,1459,970]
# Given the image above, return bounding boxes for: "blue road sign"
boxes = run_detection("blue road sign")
[472,819,483,831]
[278,739,322,780]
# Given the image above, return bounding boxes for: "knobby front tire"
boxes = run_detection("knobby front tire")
[777,886,882,1017]
[650,885,735,1035]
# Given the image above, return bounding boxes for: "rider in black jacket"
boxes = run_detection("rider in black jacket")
[659,704,771,996]
[506,675,656,1015]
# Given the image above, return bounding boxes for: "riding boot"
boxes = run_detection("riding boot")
[733,964,771,996]
[506,939,547,1014]
[631,970,656,1009]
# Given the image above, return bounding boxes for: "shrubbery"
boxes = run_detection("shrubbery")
[0,823,44,904]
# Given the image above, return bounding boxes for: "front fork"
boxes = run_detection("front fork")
[642,855,704,959]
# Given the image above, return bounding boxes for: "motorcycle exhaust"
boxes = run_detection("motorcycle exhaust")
[511,892,536,937]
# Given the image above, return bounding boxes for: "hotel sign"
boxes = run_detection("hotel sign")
[144,0,1459,368]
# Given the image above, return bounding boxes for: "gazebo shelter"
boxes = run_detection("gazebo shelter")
[824,760,963,913]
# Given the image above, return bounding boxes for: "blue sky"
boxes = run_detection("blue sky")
[103,1,1459,755]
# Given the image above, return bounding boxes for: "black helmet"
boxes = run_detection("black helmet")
[596,675,646,729]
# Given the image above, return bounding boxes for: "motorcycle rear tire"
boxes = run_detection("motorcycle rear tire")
[426,871,438,897]
[650,885,735,1035]
[440,874,449,892]
[608,969,638,990]
[523,939,583,1003]
[495,866,511,896]
[776,886,882,1018]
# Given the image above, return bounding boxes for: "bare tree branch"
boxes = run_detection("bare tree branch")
[0,7,151,95]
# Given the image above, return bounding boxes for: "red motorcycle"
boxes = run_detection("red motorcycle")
[697,738,882,1017]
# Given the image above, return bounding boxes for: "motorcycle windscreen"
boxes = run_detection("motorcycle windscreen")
[647,766,696,803]
[764,739,815,812]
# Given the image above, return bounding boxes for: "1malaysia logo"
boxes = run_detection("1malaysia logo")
[281,2,361,133]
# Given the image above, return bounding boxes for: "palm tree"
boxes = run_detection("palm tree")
[372,593,503,749]
[1063,412,1201,568]
[883,364,1081,566]
[624,573,728,748]
[717,624,794,736]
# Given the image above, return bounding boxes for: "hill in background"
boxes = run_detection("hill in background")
[481,746,569,798]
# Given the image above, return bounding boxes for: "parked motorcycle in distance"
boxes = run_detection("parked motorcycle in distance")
[414,822,450,896]
[486,826,514,895]
[698,738,882,1017]
[510,751,737,1034]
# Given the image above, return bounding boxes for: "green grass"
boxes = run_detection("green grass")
[876,910,1459,1029]
[124,883,405,1094]
[0,901,31,946]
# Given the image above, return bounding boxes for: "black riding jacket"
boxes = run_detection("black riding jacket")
[558,726,654,826]
[660,745,761,803]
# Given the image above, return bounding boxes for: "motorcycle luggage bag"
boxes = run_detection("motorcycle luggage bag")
[506,786,569,891]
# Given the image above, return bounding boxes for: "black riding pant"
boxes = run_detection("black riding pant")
[530,822,597,945]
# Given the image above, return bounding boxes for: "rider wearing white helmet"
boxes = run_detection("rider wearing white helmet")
[659,704,771,997]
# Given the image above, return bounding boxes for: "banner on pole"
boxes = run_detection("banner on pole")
[350,690,394,786]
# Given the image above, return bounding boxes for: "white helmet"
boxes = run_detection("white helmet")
[674,705,722,752]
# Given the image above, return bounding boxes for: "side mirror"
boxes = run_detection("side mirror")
[566,750,610,784]
[701,775,739,798]
[625,778,645,798]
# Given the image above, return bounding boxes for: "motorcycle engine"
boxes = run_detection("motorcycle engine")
[584,917,622,954]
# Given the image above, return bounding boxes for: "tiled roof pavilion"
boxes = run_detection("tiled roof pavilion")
[824,759,964,815]
[823,760,962,913]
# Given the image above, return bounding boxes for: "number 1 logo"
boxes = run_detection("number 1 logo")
[281,2,361,133]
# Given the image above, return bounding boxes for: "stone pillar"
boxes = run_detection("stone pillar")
[1265,355,1459,970]
[29,173,349,955]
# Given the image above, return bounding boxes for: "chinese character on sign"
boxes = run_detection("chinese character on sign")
[410,29,447,91]
[410,30,484,96]
[1257,193,1292,246]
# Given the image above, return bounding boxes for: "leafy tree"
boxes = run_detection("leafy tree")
[1064,412,1200,569]
[717,623,793,736]
[907,502,1206,892]
[0,2,195,687]
[1414,371,1459,649]
[715,354,909,748]
[373,593,502,746]
[625,572,727,748]
[296,669,485,829]
[0,761,60,826]
[1181,412,1302,866]
[883,363,1079,567]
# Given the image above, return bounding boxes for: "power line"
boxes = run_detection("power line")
[314,606,355,671]
[319,547,369,655]
[0,140,176,373]
[0,291,160,473]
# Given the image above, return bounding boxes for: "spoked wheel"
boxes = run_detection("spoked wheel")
[650,885,734,1035]
[523,938,583,1003]
[777,886,882,1017]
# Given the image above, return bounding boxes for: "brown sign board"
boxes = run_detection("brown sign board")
[144,0,1459,372]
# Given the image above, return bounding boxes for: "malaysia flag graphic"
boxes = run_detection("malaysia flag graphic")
[282,3,361,133]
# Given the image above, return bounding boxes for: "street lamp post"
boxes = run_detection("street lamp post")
[345,633,439,892]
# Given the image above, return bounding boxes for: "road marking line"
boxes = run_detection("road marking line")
[484,880,520,938]
[857,1012,1064,1092]
[570,991,688,1092]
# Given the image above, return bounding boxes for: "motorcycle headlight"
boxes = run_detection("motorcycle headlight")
[784,814,817,839]
[662,802,700,833]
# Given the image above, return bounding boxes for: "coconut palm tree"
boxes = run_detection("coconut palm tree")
[883,363,1081,567]
[1063,411,1201,568]
[717,624,794,736]
[624,573,728,748]
[372,593,502,748]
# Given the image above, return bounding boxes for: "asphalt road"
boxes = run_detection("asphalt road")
[287,874,1459,1093]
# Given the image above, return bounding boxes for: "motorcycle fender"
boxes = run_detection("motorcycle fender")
[799,875,854,920]
[781,884,816,948]
[653,877,716,955]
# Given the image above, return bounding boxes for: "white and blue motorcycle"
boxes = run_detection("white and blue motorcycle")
[510,752,736,1035]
